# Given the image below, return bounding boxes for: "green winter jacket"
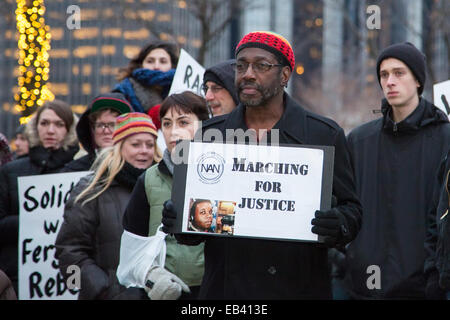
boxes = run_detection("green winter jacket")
[144,164,204,287]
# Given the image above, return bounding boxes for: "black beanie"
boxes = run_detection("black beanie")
[203,59,239,106]
[376,42,426,95]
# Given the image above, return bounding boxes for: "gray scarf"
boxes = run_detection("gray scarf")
[129,78,163,112]
[162,148,174,175]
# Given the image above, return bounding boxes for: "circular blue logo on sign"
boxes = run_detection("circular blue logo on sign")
[197,152,225,184]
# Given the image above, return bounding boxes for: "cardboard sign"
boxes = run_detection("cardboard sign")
[18,171,91,300]
[171,141,334,242]
[433,80,450,119]
[168,49,205,96]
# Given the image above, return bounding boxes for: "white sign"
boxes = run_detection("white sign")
[18,171,90,300]
[172,142,334,242]
[433,80,450,119]
[168,49,205,96]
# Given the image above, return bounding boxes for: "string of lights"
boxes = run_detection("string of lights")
[15,0,54,124]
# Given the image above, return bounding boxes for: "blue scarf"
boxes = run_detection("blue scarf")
[112,68,175,113]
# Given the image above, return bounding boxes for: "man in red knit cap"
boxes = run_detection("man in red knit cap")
[162,31,362,299]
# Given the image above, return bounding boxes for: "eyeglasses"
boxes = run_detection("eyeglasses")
[202,84,224,95]
[93,122,115,132]
[232,61,282,74]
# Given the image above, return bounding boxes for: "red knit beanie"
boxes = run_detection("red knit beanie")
[235,31,295,71]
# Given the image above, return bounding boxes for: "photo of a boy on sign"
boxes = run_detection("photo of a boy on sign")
[188,199,214,233]
[187,199,237,235]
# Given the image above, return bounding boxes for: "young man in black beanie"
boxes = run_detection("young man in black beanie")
[342,42,450,299]
[202,59,239,117]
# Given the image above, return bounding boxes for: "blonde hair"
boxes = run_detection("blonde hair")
[75,142,125,206]
[74,134,162,206]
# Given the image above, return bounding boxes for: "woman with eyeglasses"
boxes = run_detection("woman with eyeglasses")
[0,100,79,293]
[63,92,134,172]
[56,113,161,300]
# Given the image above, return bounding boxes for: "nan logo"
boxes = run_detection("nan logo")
[197,152,225,184]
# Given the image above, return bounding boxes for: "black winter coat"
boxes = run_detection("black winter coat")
[176,93,362,299]
[425,149,450,290]
[0,145,78,286]
[55,165,147,300]
[344,98,450,299]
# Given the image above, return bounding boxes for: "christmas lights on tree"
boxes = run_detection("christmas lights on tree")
[15,0,54,124]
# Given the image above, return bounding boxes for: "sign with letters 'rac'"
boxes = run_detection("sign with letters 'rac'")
[433,80,450,119]
[168,49,205,96]
[171,142,334,242]
[18,171,90,300]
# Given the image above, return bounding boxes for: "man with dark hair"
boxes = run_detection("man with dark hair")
[64,92,132,172]
[202,59,239,117]
[343,42,450,299]
[162,31,362,299]
[188,199,213,232]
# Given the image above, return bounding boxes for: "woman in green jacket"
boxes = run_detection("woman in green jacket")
[119,91,209,300]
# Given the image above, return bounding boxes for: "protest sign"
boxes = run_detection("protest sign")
[171,142,334,242]
[168,49,205,96]
[433,80,450,119]
[18,171,90,300]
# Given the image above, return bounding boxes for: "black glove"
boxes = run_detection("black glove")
[161,200,177,234]
[311,208,350,247]
[425,270,446,300]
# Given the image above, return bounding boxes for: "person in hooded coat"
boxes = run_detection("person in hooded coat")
[343,42,450,299]
[0,99,79,292]
[202,59,239,117]
[63,92,133,172]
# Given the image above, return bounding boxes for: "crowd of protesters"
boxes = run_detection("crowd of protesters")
[0,30,449,301]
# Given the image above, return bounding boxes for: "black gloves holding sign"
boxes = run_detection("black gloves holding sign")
[311,196,354,247]
[162,200,204,246]
[161,200,177,234]
[311,208,351,247]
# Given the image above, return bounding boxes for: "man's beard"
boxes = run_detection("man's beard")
[238,81,281,107]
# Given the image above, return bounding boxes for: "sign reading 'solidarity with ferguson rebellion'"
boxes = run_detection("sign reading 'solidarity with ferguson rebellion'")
[18,171,91,300]
[171,142,334,242]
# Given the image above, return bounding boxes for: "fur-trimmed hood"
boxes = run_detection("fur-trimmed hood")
[25,111,79,150]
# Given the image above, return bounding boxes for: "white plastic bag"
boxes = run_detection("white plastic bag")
[116,225,167,288]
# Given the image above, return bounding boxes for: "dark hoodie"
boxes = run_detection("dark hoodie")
[203,59,239,106]
[63,107,97,172]
[344,98,450,299]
